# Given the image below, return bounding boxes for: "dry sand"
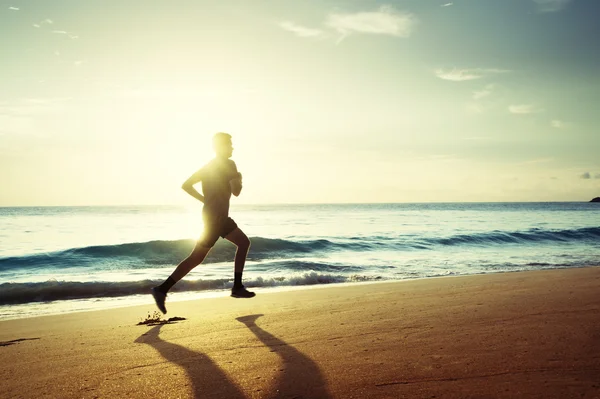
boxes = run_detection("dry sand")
[1,267,599,399]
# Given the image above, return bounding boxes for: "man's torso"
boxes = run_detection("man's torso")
[200,158,237,218]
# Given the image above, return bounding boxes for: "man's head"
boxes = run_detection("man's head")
[213,132,233,158]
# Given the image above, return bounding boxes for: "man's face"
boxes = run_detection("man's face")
[216,139,233,158]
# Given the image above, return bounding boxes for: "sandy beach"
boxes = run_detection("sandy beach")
[1,267,599,399]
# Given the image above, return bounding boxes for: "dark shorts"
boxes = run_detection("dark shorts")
[198,215,238,248]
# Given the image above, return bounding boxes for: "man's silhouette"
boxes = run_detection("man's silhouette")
[152,132,254,314]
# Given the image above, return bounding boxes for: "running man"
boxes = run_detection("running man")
[152,132,254,314]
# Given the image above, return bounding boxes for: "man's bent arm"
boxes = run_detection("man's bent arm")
[229,161,242,197]
[182,169,205,203]
[230,172,242,197]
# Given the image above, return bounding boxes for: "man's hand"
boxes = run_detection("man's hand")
[181,167,206,203]
[230,173,243,196]
[182,183,205,203]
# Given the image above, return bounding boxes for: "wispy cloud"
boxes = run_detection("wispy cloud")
[8,6,19,11]
[533,0,572,13]
[473,84,495,100]
[279,21,323,38]
[435,68,510,82]
[280,6,417,44]
[33,19,54,29]
[51,30,79,39]
[509,104,544,114]
[326,6,418,43]
[441,2,454,7]
[436,69,481,81]
[551,119,566,128]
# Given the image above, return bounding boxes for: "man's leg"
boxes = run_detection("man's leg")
[152,241,212,313]
[224,227,251,274]
[169,243,212,282]
[224,227,254,298]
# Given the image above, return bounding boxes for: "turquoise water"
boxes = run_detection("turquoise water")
[1,203,599,319]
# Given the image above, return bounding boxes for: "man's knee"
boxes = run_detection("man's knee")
[189,246,211,264]
[238,236,251,251]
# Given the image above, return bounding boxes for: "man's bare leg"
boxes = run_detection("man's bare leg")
[225,228,254,298]
[170,243,212,282]
[225,227,250,273]
[152,242,212,313]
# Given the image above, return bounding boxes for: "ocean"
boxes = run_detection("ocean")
[1,203,599,320]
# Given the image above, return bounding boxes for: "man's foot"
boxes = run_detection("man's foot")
[151,287,167,314]
[231,285,256,298]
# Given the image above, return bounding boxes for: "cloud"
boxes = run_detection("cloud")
[8,6,19,11]
[436,69,481,81]
[441,2,454,6]
[509,104,544,114]
[435,68,509,82]
[580,172,591,179]
[33,19,53,28]
[51,30,79,39]
[35,19,53,26]
[473,84,495,100]
[279,21,323,38]
[326,6,417,43]
[533,0,572,13]
[551,119,566,128]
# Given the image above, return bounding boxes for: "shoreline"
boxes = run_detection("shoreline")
[1,266,599,398]
[1,265,598,322]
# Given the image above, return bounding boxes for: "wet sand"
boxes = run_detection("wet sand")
[1,267,599,398]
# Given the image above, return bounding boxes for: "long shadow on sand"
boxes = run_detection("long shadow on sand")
[237,314,332,399]
[135,324,245,399]
[135,316,330,399]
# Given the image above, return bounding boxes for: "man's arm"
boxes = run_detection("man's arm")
[181,168,205,203]
[229,161,243,197]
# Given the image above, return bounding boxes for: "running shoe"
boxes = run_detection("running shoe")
[151,287,167,314]
[231,285,256,298]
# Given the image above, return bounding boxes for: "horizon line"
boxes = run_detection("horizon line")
[0,200,597,208]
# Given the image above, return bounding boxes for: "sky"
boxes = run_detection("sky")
[1,0,599,205]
